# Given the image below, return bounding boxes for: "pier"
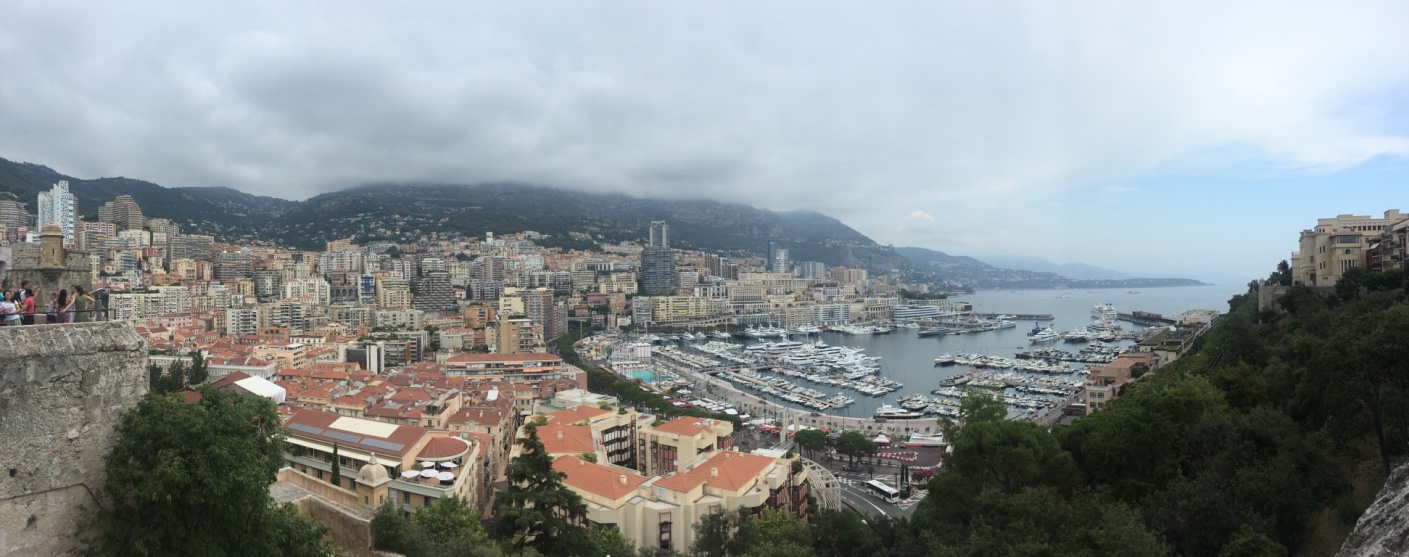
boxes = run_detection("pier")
[973,312,1054,320]
[1116,310,1177,326]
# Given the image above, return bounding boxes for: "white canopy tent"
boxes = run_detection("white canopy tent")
[233,376,287,404]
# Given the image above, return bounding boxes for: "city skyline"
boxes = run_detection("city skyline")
[2,1,1406,281]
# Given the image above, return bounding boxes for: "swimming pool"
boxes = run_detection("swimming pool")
[624,369,656,382]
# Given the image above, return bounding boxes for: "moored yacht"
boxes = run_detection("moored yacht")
[873,404,925,420]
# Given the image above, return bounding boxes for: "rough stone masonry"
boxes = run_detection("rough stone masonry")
[0,322,147,557]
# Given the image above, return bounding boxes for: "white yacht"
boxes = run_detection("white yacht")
[934,354,956,365]
[873,404,925,420]
[1028,325,1061,343]
[1091,303,1117,320]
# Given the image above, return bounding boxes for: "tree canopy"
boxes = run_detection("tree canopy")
[89,388,333,557]
[488,423,592,557]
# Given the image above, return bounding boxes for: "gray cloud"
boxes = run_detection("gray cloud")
[2,0,1406,277]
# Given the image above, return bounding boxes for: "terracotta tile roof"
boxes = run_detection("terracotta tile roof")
[682,451,776,492]
[546,405,611,425]
[554,455,647,500]
[389,388,432,402]
[209,371,253,389]
[652,417,718,438]
[536,425,595,455]
[652,472,708,493]
[449,406,509,426]
[417,436,472,460]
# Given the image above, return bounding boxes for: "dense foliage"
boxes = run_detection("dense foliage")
[371,495,505,557]
[88,388,334,557]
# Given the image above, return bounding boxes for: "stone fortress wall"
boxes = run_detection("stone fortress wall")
[0,323,148,557]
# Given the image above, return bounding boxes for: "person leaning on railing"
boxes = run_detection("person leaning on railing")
[21,286,37,325]
[0,291,19,326]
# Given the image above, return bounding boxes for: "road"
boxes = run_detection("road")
[832,471,926,519]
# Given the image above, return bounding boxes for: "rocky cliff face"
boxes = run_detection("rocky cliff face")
[1339,462,1409,557]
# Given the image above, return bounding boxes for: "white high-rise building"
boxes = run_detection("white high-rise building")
[37,180,76,245]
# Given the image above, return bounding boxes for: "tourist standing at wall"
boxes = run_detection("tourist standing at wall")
[57,287,72,323]
[73,285,92,323]
[21,287,37,325]
[0,292,19,326]
[47,292,58,324]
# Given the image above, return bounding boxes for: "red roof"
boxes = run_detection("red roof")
[536,425,595,455]
[417,436,472,460]
[653,417,719,438]
[546,405,611,425]
[554,455,647,500]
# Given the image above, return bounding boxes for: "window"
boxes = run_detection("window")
[403,491,411,504]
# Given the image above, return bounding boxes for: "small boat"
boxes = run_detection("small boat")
[934,354,956,366]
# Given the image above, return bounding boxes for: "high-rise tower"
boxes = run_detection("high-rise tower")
[649,220,670,248]
[36,181,76,245]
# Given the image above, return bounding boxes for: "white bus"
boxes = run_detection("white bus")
[864,480,901,504]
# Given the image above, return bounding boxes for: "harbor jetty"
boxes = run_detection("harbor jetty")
[974,312,1054,320]
[1116,310,1177,326]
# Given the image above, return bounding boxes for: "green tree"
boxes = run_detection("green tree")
[588,525,635,557]
[188,350,209,385]
[90,388,334,556]
[415,495,488,547]
[754,508,810,549]
[372,500,427,556]
[690,507,756,557]
[833,431,876,466]
[329,443,342,488]
[1219,525,1288,557]
[792,429,829,460]
[927,488,1167,557]
[489,423,592,557]
[809,510,881,557]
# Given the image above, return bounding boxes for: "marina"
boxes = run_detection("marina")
[609,285,1242,422]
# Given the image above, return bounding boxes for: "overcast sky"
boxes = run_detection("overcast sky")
[3,1,1406,281]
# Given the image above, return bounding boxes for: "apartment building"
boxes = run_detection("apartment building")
[253,343,309,369]
[494,315,544,354]
[552,448,804,553]
[636,417,735,476]
[1291,210,1405,286]
[282,409,486,513]
[1084,352,1155,415]
[376,276,412,308]
[443,353,568,381]
[544,405,638,468]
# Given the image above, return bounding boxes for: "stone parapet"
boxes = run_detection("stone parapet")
[0,322,148,557]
